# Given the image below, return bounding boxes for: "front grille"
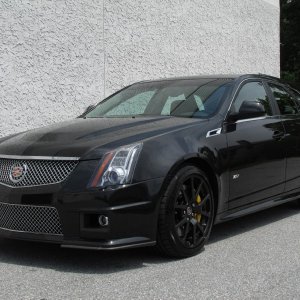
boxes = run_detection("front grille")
[0,158,78,187]
[0,202,62,235]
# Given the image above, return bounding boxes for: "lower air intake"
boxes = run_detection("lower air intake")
[0,202,63,235]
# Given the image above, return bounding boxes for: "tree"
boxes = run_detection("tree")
[281,0,300,83]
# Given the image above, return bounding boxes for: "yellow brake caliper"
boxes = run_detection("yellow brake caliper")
[196,194,202,223]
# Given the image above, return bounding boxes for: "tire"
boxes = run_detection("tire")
[156,165,215,258]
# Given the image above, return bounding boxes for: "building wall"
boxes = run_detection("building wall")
[0,0,280,137]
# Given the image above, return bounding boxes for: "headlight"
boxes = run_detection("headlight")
[88,143,143,188]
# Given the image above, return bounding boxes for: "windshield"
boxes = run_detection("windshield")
[85,79,233,119]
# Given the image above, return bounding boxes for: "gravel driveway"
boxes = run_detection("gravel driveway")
[0,202,300,299]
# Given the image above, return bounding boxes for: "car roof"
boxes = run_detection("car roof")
[138,74,281,83]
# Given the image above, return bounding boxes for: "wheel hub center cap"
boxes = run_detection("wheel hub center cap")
[186,206,193,216]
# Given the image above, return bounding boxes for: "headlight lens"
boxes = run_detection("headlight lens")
[88,143,143,188]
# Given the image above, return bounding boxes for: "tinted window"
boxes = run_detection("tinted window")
[268,83,299,115]
[232,81,272,115]
[86,79,233,119]
[161,94,186,115]
[105,91,155,116]
[292,89,300,101]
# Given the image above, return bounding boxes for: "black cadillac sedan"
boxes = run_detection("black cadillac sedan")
[0,74,300,258]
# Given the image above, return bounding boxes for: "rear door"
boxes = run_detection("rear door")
[226,80,286,209]
[266,82,300,193]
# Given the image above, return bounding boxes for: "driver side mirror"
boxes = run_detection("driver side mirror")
[228,100,266,122]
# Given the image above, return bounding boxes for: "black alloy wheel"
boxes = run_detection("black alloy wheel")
[157,165,215,258]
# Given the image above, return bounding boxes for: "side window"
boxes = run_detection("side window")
[232,81,272,115]
[268,83,299,115]
[292,89,300,101]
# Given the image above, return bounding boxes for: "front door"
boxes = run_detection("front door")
[226,80,286,209]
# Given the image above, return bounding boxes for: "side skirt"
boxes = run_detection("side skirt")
[214,191,300,224]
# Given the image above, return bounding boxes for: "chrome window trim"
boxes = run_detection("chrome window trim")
[0,155,80,161]
[236,116,268,123]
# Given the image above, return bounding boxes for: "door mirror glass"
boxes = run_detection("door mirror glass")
[239,100,266,116]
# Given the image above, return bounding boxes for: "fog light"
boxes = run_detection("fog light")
[98,215,109,227]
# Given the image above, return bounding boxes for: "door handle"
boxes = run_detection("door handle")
[272,131,285,141]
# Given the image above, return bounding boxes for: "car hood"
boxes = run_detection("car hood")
[0,117,207,160]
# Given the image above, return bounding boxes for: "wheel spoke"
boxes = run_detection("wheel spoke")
[175,204,187,210]
[192,223,197,245]
[193,206,202,214]
[183,222,190,240]
[193,205,211,217]
[200,210,210,218]
[175,217,187,228]
[195,180,204,197]
[181,188,189,205]
[197,223,205,234]
[190,178,196,202]
[199,194,210,207]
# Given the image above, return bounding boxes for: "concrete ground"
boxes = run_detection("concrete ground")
[0,202,300,300]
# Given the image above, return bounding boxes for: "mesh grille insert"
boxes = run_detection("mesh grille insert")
[0,158,78,187]
[0,202,63,235]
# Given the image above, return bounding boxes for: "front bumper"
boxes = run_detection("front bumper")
[0,177,164,250]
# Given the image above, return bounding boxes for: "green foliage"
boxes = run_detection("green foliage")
[281,0,300,83]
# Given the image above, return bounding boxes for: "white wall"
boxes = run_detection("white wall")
[262,0,280,7]
[0,0,280,137]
